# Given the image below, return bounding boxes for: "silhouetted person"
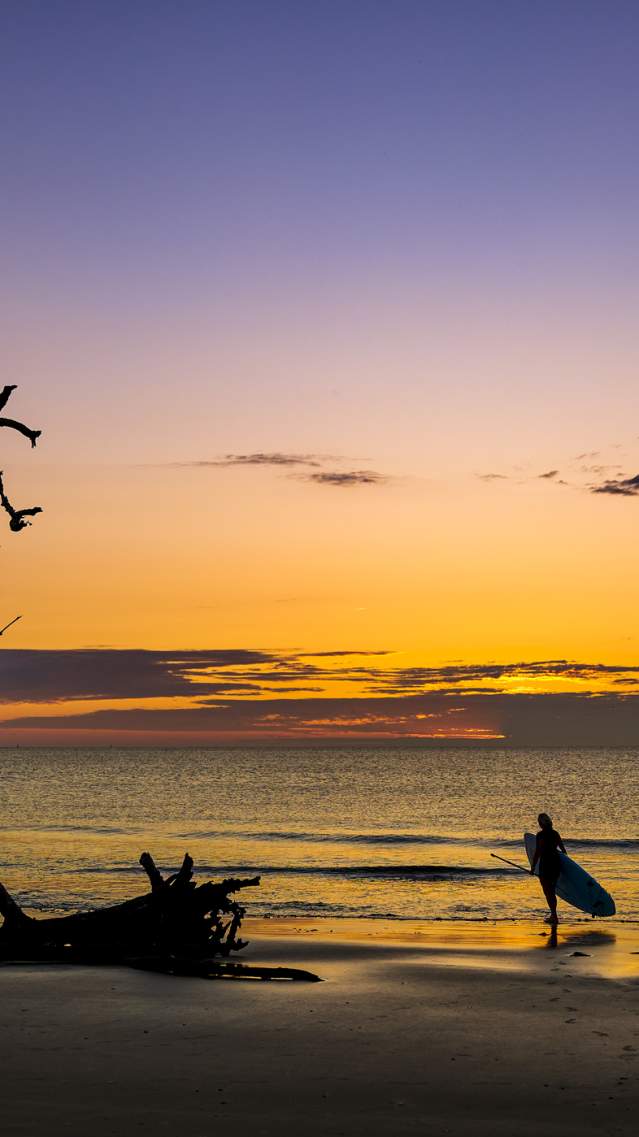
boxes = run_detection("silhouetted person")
[0,471,42,531]
[530,812,566,924]
[0,384,41,447]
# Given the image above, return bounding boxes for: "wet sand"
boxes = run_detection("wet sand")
[2,922,639,1136]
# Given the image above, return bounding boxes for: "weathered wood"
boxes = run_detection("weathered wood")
[0,882,33,929]
[0,854,260,961]
[0,855,321,982]
[139,851,164,893]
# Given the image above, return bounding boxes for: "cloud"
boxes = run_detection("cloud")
[3,689,639,746]
[2,647,639,744]
[0,647,396,705]
[0,649,283,703]
[165,453,391,487]
[300,470,388,487]
[580,464,623,476]
[2,651,639,720]
[173,453,323,468]
[591,473,639,497]
[479,447,639,497]
[297,650,391,658]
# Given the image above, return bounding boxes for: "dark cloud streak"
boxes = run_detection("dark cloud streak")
[172,453,323,468]
[591,473,639,497]
[299,470,387,487]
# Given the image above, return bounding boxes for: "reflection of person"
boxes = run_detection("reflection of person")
[0,471,43,532]
[531,812,566,924]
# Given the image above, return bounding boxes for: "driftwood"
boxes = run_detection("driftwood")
[0,853,321,982]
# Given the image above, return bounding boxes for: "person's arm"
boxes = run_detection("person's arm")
[556,831,567,855]
[531,833,541,873]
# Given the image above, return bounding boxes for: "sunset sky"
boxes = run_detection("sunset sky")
[1,1,638,743]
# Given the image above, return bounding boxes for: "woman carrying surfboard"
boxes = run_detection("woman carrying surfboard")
[530,813,566,924]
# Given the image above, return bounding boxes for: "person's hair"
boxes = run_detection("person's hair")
[538,812,552,829]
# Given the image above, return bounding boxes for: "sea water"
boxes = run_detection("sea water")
[1,747,637,923]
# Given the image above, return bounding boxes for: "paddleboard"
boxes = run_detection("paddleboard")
[524,832,615,917]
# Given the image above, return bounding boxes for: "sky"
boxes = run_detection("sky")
[1,1,638,744]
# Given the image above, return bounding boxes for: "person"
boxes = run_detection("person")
[531,812,566,924]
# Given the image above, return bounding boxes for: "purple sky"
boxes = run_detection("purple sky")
[1,2,638,741]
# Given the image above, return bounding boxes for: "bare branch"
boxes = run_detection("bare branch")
[0,385,18,412]
[0,418,41,448]
[0,385,41,446]
[0,471,43,532]
[139,852,165,893]
[0,615,22,636]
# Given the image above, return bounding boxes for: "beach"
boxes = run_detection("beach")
[3,921,638,1136]
[2,747,638,1133]
[4,0,639,1131]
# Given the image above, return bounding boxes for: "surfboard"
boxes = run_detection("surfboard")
[524,832,615,917]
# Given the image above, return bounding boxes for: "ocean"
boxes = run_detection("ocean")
[1,746,637,923]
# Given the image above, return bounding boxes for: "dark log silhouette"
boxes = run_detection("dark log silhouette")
[0,853,321,982]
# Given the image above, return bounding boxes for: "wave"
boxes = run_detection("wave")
[66,861,512,881]
[3,824,637,851]
[0,823,141,836]
[177,829,474,845]
[174,830,639,851]
[19,894,636,924]
[252,900,401,918]
[562,838,639,850]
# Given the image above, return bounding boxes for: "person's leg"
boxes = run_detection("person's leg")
[540,877,558,922]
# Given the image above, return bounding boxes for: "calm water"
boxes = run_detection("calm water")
[1,747,637,923]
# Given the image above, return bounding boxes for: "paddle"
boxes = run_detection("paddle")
[490,852,532,874]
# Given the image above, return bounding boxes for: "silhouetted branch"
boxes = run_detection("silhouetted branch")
[139,851,165,893]
[0,386,17,412]
[0,471,43,532]
[0,418,41,448]
[0,616,22,636]
[0,385,41,446]
[0,386,43,535]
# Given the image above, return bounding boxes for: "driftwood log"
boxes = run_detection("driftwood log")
[0,852,320,982]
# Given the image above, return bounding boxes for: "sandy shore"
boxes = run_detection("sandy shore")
[2,921,639,1136]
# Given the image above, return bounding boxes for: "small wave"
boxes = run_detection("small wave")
[0,823,141,836]
[66,862,512,881]
[178,829,473,846]
[168,831,639,852]
[565,838,639,850]
[252,901,401,918]
[492,836,639,851]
